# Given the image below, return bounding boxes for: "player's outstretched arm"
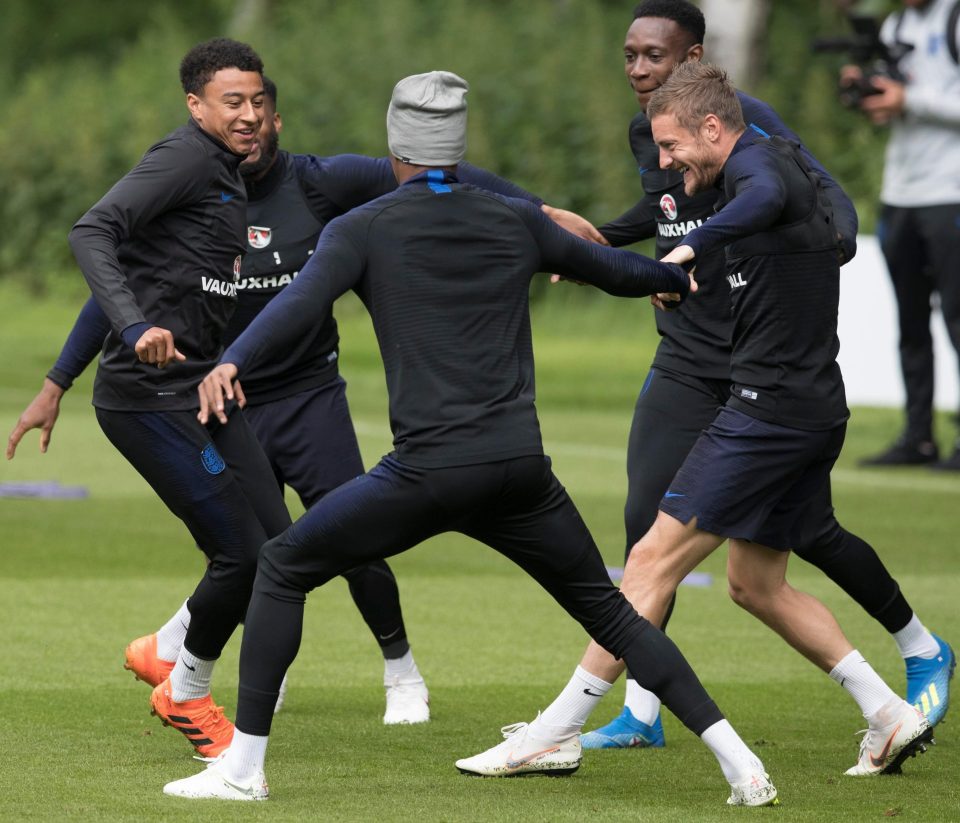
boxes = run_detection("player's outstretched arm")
[7,295,114,459]
[6,379,65,459]
[526,202,689,299]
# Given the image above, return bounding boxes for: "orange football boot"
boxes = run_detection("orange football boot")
[124,634,175,687]
[150,679,235,758]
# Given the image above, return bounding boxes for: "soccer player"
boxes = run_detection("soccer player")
[8,76,597,726]
[162,70,778,807]
[62,37,288,758]
[467,61,934,780]
[581,0,953,750]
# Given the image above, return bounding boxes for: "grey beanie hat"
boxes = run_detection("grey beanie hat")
[387,71,468,166]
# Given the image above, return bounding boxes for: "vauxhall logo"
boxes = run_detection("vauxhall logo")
[657,219,702,238]
[727,272,748,289]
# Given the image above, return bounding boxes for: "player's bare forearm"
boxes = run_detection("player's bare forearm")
[542,204,610,246]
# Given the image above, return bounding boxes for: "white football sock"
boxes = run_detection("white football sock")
[624,679,661,726]
[700,720,764,783]
[384,650,422,684]
[222,729,268,782]
[155,599,190,662]
[829,650,899,719]
[169,646,216,702]
[892,615,940,659]
[531,666,612,739]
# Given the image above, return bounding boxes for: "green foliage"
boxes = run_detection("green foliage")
[758,1,891,231]
[1,0,905,290]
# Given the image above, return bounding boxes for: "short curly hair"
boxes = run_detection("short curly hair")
[179,38,264,96]
[633,1,705,47]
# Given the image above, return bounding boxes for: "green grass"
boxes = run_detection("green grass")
[1,282,959,821]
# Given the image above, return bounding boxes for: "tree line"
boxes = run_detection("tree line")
[2,0,891,292]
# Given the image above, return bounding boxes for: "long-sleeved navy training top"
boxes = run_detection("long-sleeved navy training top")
[681,132,849,430]
[223,171,689,468]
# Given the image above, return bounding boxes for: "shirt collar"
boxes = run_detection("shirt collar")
[187,118,244,168]
[401,169,460,188]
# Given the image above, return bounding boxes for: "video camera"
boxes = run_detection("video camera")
[811,14,912,109]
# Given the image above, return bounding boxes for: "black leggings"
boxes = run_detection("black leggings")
[97,406,291,658]
[235,454,723,737]
[243,378,409,657]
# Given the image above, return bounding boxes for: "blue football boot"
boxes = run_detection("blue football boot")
[580,707,665,749]
[906,634,955,727]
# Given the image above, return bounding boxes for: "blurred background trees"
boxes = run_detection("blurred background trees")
[1,0,901,292]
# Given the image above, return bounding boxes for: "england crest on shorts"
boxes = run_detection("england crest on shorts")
[200,443,226,475]
[248,226,272,249]
[659,194,678,221]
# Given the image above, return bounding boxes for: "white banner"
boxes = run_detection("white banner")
[838,235,958,410]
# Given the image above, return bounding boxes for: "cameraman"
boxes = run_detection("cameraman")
[846,0,960,468]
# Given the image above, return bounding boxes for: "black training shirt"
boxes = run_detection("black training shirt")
[225,151,546,405]
[223,171,688,469]
[682,133,849,430]
[69,119,247,412]
[599,92,858,381]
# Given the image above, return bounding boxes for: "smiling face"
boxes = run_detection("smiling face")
[650,111,724,196]
[624,17,703,111]
[187,67,265,156]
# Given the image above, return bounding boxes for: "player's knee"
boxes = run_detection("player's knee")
[256,536,292,589]
[726,576,776,617]
[727,577,754,612]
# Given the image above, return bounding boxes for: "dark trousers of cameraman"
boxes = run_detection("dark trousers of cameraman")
[878,203,960,444]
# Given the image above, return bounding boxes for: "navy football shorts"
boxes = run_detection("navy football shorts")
[659,405,846,550]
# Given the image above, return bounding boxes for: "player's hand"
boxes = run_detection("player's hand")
[652,260,697,311]
[135,326,186,369]
[859,75,906,125]
[839,64,863,86]
[198,363,240,425]
[6,378,64,459]
[233,379,247,410]
[541,205,610,246]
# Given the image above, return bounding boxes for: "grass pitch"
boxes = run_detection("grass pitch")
[1,283,958,822]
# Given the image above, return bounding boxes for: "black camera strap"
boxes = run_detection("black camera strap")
[891,0,960,65]
[948,0,960,65]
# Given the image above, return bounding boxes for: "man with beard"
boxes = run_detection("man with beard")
[587,0,951,751]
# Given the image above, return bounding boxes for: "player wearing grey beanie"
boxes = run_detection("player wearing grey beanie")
[387,71,468,166]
